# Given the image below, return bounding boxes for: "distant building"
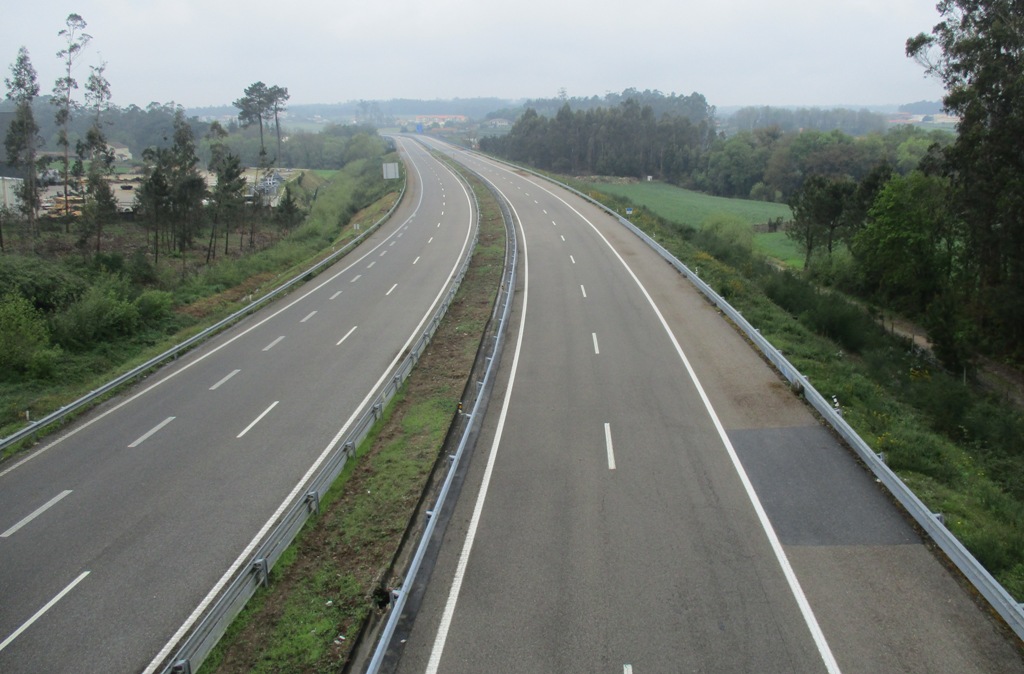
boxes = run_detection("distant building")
[1,176,22,210]
[107,142,133,162]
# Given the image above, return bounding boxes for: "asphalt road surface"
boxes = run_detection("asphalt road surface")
[390,140,1024,674]
[0,137,476,673]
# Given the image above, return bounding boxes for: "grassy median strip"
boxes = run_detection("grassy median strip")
[200,167,505,673]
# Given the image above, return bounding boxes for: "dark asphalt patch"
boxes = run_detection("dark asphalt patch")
[730,425,918,547]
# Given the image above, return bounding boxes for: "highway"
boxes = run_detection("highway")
[0,137,476,673]
[391,141,1024,673]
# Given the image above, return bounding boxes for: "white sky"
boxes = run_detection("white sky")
[2,0,947,111]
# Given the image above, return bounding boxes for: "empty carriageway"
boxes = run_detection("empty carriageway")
[0,137,476,674]
[388,140,1024,674]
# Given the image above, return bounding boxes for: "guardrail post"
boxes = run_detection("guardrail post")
[253,558,270,588]
[170,659,192,674]
[344,440,355,457]
[305,490,320,515]
[373,402,383,419]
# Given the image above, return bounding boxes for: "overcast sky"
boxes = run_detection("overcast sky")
[2,1,946,111]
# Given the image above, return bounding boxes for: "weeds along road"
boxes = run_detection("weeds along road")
[390,139,1024,674]
[0,138,477,674]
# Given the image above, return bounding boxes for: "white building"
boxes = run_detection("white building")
[1,176,22,210]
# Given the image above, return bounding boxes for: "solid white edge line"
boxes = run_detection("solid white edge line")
[144,137,477,674]
[209,369,241,391]
[1,489,73,538]
[237,401,279,439]
[605,422,616,470]
[128,416,176,448]
[425,183,529,674]
[336,325,358,346]
[534,174,842,674]
[0,571,90,653]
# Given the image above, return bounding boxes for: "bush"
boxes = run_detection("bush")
[51,275,141,351]
[0,293,52,379]
[135,290,175,327]
[800,296,878,353]
[0,254,85,312]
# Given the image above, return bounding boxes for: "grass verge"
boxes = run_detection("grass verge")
[198,165,505,673]
[1,173,399,458]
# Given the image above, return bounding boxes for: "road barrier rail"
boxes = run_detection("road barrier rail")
[155,168,483,673]
[363,153,518,673]
[0,185,406,457]
[521,165,1024,642]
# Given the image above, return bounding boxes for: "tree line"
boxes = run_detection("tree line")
[481,97,949,203]
[481,0,1022,364]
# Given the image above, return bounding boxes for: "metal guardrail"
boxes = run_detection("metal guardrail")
[0,183,406,456]
[157,172,481,673]
[512,167,1024,642]
[364,156,518,674]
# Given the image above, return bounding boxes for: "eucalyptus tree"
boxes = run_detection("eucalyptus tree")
[4,47,42,237]
[907,0,1024,353]
[52,13,92,232]
[78,62,115,254]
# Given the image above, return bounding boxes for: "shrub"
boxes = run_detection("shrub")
[135,290,175,327]
[0,293,52,378]
[0,254,85,312]
[51,275,140,351]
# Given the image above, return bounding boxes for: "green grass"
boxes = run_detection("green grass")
[582,180,804,268]
[198,159,506,674]
[582,180,792,228]
[752,231,804,268]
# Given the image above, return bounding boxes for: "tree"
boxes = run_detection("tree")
[167,109,206,251]
[267,84,289,164]
[908,0,1024,353]
[80,171,117,254]
[275,185,302,230]
[78,61,114,255]
[853,171,954,313]
[4,47,42,238]
[207,122,246,261]
[234,81,271,158]
[136,147,171,264]
[787,175,854,270]
[52,13,91,233]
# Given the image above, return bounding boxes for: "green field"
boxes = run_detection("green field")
[582,180,803,268]
[583,180,792,227]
